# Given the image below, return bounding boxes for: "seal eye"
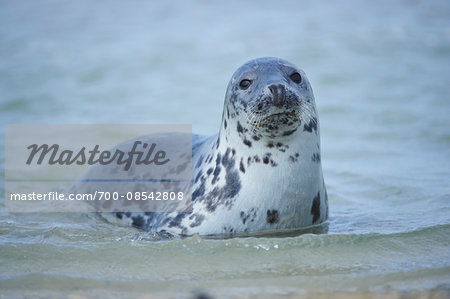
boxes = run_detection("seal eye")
[290,72,302,84]
[239,79,252,90]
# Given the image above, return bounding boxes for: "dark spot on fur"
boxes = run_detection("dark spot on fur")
[266,209,279,224]
[263,156,269,164]
[215,153,222,166]
[203,154,242,212]
[207,167,213,175]
[192,177,206,201]
[267,142,274,148]
[282,128,297,136]
[312,153,321,162]
[204,187,220,212]
[270,159,278,167]
[224,119,227,129]
[212,165,221,185]
[254,155,260,163]
[311,192,321,224]
[252,135,260,141]
[189,213,205,228]
[288,155,298,163]
[195,155,204,168]
[303,118,318,133]
[194,171,202,183]
[216,137,220,149]
[131,215,145,228]
[239,158,245,173]
[168,213,186,228]
[224,169,241,198]
[240,211,246,224]
[237,122,244,133]
[222,226,235,234]
[222,148,231,167]
[243,138,252,147]
[240,208,257,225]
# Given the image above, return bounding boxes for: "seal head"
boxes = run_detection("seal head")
[222,57,318,147]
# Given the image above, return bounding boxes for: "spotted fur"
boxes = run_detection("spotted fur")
[112,57,328,236]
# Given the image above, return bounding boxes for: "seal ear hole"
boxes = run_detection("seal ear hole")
[290,72,302,84]
[239,79,252,90]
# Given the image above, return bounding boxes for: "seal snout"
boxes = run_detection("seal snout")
[248,82,303,130]
[268,84,286,108]
[259,83,300,113]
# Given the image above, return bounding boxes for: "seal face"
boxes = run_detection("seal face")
[115,57,328,236]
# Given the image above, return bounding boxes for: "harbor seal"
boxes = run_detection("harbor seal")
[112,57,328,235]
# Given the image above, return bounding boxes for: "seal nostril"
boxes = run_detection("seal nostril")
[268,84,287,108]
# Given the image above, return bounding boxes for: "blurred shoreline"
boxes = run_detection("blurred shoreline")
[2,288,450,299]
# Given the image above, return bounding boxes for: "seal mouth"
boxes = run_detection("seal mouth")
[251,111,299,127]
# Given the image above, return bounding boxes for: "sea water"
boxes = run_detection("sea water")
[0,0,449,297]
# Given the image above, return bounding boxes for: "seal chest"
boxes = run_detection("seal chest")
[123,57,328,236]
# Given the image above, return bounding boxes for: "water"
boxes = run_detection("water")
[1,0,450,297]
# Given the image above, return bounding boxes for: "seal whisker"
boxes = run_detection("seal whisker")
[299,101,316,124]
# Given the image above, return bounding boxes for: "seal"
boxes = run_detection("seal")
[111,57,328,235]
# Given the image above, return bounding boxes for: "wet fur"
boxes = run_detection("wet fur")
[112,57,328,236]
